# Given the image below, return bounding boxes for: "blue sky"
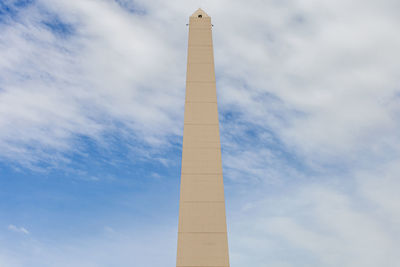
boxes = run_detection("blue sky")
[1,0,400,266]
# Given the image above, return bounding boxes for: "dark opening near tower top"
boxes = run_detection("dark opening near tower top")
[198,14,202,18]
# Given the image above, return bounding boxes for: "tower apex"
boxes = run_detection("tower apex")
[190,8,210,18]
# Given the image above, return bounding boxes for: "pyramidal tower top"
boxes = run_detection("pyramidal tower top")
[189,8,212,27]
[190,8,210,18]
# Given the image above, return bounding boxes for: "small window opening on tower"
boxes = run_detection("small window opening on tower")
[198,14,202,18]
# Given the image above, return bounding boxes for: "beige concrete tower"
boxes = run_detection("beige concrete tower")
[177,8,230,267]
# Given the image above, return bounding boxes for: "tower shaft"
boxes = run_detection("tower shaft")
[177,9,230,267]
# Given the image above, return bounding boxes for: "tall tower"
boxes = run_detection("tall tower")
[177,8,230,267]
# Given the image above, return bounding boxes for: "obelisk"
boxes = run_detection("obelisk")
[176,8,230,267]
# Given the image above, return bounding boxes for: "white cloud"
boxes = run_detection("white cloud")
[1,223,177,267]
[228,160,400,266]
[0,0,185,167]
[1,0,399,168]
[214,0,400,166]
[8,224,29,235]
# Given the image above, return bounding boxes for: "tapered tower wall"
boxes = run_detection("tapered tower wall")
[176,9,230,267]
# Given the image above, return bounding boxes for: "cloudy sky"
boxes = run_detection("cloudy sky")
[1,0,400,266]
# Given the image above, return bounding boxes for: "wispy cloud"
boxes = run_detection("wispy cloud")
[0,0,185,168]
[8,224,29,235]
[1,0,398,169]
[2,223,176,267]
[228,162,400,266]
